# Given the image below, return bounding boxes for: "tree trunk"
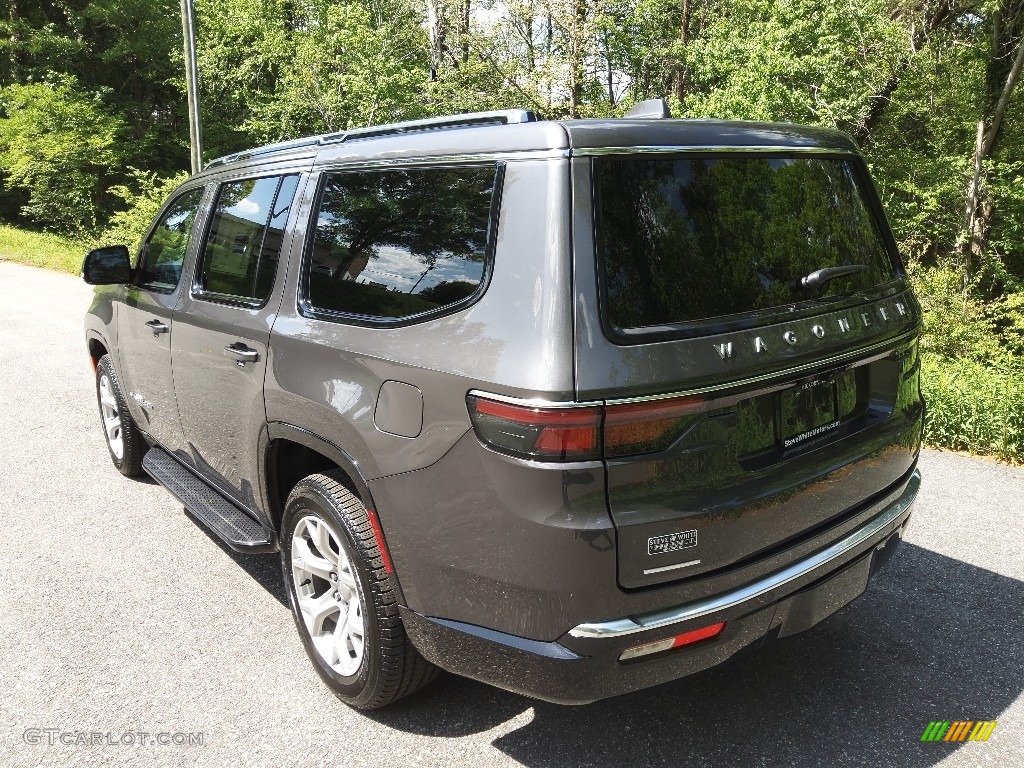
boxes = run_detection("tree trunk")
[604,29,614,105]
[963,120,985,299]
[462,0,470,65]
[853,0,955,146]
[5,0,19,87]
[426,0,447,81]
[672,0,692,104]
[959,17,1024,288]
[566,0,587,118]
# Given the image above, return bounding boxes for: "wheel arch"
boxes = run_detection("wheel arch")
[261,422,378,535]
[262,423,404,604]
[86,331,109,372]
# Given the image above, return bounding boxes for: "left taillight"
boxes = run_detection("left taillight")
[467,392,707,462]
[466,395,602,462]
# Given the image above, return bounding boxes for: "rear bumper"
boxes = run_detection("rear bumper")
[402,469,920,704]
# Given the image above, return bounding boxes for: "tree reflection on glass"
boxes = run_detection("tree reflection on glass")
[599,156,896,330]
[309,166,496,319]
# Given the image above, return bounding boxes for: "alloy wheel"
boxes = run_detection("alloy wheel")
[290,515,366,677]
[98,373,124,460]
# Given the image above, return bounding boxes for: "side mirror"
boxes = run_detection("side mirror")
[82,245,131,285]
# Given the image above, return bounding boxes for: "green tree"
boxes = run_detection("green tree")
[0,77,124,231]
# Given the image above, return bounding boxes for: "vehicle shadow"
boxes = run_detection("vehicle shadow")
[184,509,289,607]
[372,543,1023,766]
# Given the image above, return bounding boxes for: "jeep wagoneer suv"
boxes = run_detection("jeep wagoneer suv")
[82,100,923,708]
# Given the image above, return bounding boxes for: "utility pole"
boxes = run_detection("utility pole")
[180,0,203,174]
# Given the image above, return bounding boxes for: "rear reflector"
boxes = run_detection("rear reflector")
[467,393,706,462]
[618,622,726,661]
[364,508,394,575]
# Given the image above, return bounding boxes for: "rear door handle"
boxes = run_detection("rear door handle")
[145,319,169,335]
[224,343,259,363]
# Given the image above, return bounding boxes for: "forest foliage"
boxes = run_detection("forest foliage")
[1,0,1022,457]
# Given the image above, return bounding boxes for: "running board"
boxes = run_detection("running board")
[143,447,276,553]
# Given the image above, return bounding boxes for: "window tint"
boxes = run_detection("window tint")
[137,187,204,291]
[597,156,897,333]
[198,175,299,303]
[306,165,497,320]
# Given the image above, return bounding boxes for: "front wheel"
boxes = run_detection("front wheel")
[280,471,438,709]
[95,355,145,477]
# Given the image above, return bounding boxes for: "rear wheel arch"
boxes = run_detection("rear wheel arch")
[262,423,377,531]
[262,423,404,604]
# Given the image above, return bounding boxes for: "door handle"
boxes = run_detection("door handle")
[224,343,259,363]
[145,319,169,335]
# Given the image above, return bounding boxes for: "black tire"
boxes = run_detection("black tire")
[95,355,146,477]
[280,470,438,709]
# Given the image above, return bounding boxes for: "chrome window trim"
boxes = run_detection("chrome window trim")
[573,145,859,157]
[568,470,920,640]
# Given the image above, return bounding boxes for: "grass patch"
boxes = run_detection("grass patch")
[0,223,89,274]
[922,353,1024,463]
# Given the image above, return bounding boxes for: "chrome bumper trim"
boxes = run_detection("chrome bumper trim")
[568,470,921,640]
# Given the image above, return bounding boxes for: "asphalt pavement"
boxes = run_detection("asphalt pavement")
[0,260,1021,767]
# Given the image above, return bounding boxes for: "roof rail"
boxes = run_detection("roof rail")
[204,108,536,170]
[205,135,325,170]
[320,109,536,144]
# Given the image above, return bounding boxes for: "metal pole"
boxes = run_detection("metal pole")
[180,0,203,174]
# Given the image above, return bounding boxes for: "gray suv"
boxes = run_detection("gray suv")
[82,100,924,708]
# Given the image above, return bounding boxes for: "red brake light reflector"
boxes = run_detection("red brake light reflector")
[618,621,726,661]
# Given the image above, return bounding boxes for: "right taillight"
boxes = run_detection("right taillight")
[603,395,703,457]
[467,393,705,462]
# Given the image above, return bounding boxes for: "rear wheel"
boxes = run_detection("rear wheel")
[280,470,438,708]
[95,355,145,477]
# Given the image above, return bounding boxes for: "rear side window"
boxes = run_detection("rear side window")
[137,187,205,292]
[304,165,499,322]
[196,175,299,305]
[596,155,898,337]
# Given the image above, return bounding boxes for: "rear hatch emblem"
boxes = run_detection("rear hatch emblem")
[648,530,698,556]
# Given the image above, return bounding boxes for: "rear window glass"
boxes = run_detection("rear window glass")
[596,155,898,334]
[305,165,498,321]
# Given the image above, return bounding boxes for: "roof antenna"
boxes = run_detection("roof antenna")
[624,98,672,119]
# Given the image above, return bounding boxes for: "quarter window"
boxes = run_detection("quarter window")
[137,187,205,292]
[305,165,498,321]
[196,175,299,304]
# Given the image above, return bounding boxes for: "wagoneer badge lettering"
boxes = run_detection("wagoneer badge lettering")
[713,297,914,361]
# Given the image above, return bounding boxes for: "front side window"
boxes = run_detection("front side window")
[137,187,205,292]
[195,175,299,305]
[305,165,499,321]
[597,155,899,337]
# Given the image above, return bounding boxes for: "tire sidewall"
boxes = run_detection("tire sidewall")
[280,481,384,707]
[96,356,129,471]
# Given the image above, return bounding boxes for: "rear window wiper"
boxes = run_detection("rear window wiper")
[792,264,868,290]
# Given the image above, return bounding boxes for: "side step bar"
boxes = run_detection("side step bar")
[143,447,276,553]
